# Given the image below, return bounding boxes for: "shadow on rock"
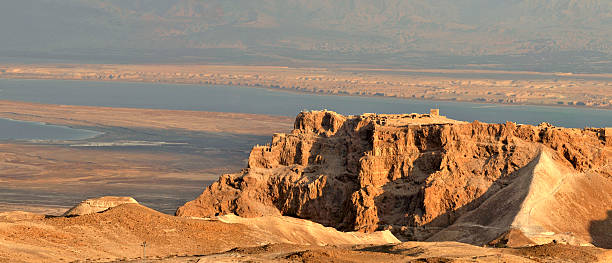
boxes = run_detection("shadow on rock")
[589,210,612,248]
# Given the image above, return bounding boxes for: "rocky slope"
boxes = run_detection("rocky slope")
[4,203,611,262]
[177,110,611,247]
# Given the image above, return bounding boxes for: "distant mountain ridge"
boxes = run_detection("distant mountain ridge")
[2,0,611,72]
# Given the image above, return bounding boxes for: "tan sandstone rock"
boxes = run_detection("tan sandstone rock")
[177,110,611,247]
[63,196,138,217]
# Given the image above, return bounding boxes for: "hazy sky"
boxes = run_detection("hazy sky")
[1,0,611,72]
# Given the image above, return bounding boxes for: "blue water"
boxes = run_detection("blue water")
[0,118,101,140]
[0,78,610,128]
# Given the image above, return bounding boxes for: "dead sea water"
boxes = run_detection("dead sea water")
[0,78,610,128]
[0,118,101,141]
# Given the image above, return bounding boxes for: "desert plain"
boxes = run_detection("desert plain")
[0,100,292,214]
[1,64,611,108]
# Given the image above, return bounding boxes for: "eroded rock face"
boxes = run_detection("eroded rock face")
[177,111,610,243]
[63,196,138,217]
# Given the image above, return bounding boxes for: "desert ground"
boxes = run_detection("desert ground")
[1,203,611,263]
[1,64,611,108]
[0,100,292,136]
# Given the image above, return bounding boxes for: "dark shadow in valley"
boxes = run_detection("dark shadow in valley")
[589,210,612,249]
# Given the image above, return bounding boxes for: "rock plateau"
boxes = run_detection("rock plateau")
[177,110,612,247]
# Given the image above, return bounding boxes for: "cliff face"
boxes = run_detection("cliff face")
[177,111,611,245]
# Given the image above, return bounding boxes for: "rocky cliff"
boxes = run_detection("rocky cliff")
[177,110,611,246]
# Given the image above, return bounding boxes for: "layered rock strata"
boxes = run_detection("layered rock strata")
[63,196,138,217]
[177,110,611,246]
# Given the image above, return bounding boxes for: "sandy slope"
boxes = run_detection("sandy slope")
[429,149,612,247]
[0,203,610,262]
[0,204,395,263]
[217,214,400,246]
[0,204,250,263]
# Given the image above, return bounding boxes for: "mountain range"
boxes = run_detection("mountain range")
[2,0,612,72]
